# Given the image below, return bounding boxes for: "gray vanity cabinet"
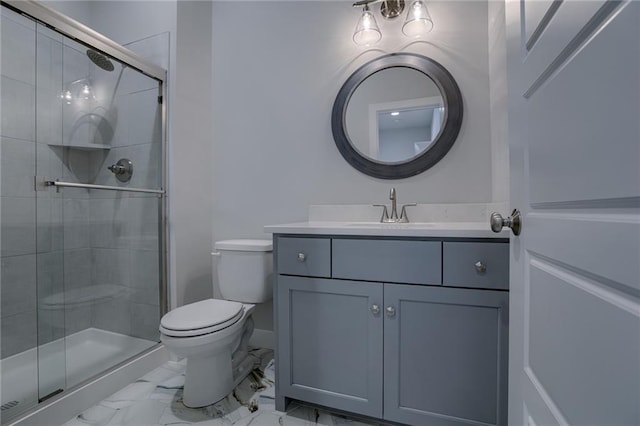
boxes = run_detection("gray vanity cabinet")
[274,234,509,426]
[276,276,384,418]
[383,284,508,426]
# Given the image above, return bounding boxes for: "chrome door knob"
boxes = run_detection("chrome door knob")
[370,304,380,315]
[490,209,522,236]
[386,306,396,318]
[475,261,487,273]
[297,253,306,262]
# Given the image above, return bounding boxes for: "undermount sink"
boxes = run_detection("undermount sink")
[344,222,437,228]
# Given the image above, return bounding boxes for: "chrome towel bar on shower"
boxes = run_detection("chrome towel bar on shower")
[45,180,165,195]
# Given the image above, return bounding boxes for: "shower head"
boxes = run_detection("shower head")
[86,49,115,72]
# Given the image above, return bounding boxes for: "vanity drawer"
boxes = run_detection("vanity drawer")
[277,237,331,278]
[443,242,509,290]
[332,239,441,285]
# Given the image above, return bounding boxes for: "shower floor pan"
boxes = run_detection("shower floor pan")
[1,328,156,422]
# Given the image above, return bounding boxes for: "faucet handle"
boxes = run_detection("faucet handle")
[373,204,390,223]
[399,203,417,223]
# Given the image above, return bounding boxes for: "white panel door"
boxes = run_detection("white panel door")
[505,1,640,425]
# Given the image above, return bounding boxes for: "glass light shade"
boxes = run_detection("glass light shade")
[402,0,433,37]
[353,5,382,46]
[61,79,97,104]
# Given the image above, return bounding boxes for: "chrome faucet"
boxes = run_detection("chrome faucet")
[389,187,398,222]
[373,188,416,223]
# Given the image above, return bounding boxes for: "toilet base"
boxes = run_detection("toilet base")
[183,348,233,408]
[182,347,257,408]
[179,314,256,408]
[231,350,259,389]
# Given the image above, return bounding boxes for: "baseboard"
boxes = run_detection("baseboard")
[249,329,275,350]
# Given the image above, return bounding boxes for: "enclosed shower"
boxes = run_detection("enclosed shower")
[0,2,167,423]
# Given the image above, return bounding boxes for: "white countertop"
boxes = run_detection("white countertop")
[264,221,509,239]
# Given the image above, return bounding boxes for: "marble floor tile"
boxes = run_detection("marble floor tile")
[62,348,384,426]
[139,364,184,385]
[63,404,117,426]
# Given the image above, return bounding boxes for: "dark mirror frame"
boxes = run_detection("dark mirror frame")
[331,53,463,179]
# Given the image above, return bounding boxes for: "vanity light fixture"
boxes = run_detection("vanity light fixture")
[353,4,382,46]
[391,111,400,116]
[402,0,433,37]
[352,0,432,46]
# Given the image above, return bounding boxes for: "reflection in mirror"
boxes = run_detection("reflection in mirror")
[345,67,444,163]
[377,103,444,162]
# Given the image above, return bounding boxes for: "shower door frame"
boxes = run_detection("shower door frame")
[2,0,169,317]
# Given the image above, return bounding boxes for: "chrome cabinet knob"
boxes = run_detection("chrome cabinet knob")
[490,209,522,235]
[370,304,380,315]
[297,253,306,262]
[386,306,396,318]
[475,261,487,273]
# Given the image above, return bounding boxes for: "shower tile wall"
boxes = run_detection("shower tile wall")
[1,7,165,364]
[1,7,38,359]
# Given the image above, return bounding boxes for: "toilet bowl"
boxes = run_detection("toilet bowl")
[159,239,272,408]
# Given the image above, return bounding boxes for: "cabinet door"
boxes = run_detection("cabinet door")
[277,276,383,418]
[384,285,509,426]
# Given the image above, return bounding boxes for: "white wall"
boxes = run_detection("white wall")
[171,1,214,306]
[488,0,509,202]
[212,1,494,331]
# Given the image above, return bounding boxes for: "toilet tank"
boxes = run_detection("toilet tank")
[213,239,273,303]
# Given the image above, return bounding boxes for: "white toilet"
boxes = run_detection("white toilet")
[159,239,273,408]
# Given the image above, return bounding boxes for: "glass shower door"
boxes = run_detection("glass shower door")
[1,6,40,422]
[34,21,67,403]
[35,21,164,399]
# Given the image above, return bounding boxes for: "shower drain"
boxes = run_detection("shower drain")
[1,400,19,411]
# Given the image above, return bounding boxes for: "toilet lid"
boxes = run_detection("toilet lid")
[160,299,244,337]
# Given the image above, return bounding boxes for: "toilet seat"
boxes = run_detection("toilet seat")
[160,299,244,338]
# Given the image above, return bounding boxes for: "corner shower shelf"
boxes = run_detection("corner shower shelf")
[39,284,130,310]
[47,142,111,151]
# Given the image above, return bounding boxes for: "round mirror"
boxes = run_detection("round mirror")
[332,53,463,179]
